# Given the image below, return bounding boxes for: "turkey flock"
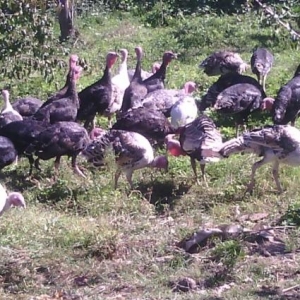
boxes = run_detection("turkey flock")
[1,46,300,215]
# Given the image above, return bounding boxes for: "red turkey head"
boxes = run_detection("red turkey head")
[184,81,197,94]
[134,46,143,61]
[69,54,79,69]
[162,51,177,65]
[261,97,275,111]
[106,52,119,69]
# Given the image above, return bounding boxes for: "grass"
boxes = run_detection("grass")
[0,7,300,300]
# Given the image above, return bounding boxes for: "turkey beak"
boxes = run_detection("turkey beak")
[172,53,178,59]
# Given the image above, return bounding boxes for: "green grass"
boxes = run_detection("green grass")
[0,8,300,300]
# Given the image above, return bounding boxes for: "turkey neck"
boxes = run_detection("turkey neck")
[66,74,79,108]
[132,55,142,82]
[144,60,167,83]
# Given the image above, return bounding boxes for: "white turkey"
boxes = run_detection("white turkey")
[170,84,198,129]
[142,81,197,117]
[105,48,130,126]
[250,47,274,92]
[204,125,300,194]
[199,51,249,76]
[0,90,23,128]
[82,128,168,189]
[0,184,26,217]
[165,115,222,185]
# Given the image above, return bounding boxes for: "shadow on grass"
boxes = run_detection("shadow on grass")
[137,179,192,214]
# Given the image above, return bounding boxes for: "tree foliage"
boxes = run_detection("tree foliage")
[0,0,67,82]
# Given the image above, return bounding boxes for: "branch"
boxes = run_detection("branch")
[254,0,300,40]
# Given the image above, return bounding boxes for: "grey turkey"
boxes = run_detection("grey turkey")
[112,106,176,147]
[204,125,300,194]
[199,51,249,77]
[25,121,90,178]
[199,73,266,111]
[82,128,168,189]
[0,90,23,129]
[76,51,119,129]
[250,47,274,92]
[12,97,43,118]
[0,119,49,174]
[141,81,197,117]
[165,115,222,185]
[213,83,270,136]
[128,61,161,82]
[32,64,82,124]
[120,47,176,113]
[0,136,18,170]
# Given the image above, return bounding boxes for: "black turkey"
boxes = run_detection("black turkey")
[261,66,300,126]
[25,121,90,178]
[32,64,82,124]
[112,106,176,146]
[0,119,48,174]
[77,51,119,129]
[12,97,43,118]
[199,73,265,111]
[213,83,269,136]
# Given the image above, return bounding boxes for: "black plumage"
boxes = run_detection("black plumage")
[112,106,175,146]
[25,121,90,178]
[76,52,119,129]
[0,119,48,174]
[0,136,18,169]
[12,97,43,118]
[272,69,300,126]
[214,83,266,136]
[199,73,265,111]
[32,65,82,124]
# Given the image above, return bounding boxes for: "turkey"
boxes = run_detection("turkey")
[170,86,198,129]
[199,51,249,76]
[260,67,300,126]
[77,51,119,129]
[32,64,82,124]
[142,50,177,93]
[199,73,265,111]
[82,129,168,189]
[0,119,49,174]
[104,49,130,126]
[112,106,176,146]
[0,136,18,169]
[204,125,300,194]
[12,97,43,118]
[142,81,197,117]
[213,83,270,136]
[0,90,23,128]
[44,54,79,105]
[24,121,90,178]
[250,47,274,92]
[165,115,222,185]
[128,61,161,82]
[0,184,26,217]
[120,47,176,113]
